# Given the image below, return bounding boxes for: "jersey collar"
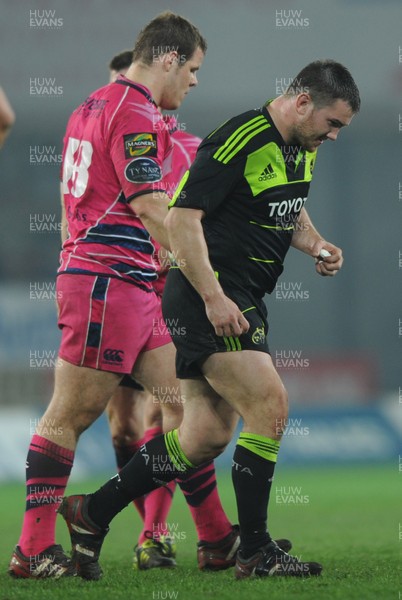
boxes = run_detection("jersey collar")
[114,75,158,108]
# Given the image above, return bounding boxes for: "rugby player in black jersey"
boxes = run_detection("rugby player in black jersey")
[57,60,360,580]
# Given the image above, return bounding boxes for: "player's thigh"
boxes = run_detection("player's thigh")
[43,358,121,433]
[202,351,288,437]
[142,389,163,430]
[106,386,145,444]
[178,377,239,463]
[133,343,183,431]
[132,341,177,396]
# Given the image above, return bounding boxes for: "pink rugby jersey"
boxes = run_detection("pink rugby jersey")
[59,75,173,292]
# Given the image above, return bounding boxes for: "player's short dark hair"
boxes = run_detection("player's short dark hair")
[132,11,207,66]
[285,59,361,113]
[109,50,133,72]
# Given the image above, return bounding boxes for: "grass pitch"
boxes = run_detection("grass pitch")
[0,465,399,600]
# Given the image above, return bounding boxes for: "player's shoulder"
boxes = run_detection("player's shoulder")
[68,82,122,125]
[205,108,266,139]
[200,107,271,164]
[107,80,166,136]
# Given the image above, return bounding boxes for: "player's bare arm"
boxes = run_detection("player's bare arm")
[291,206,343,277]
[129,191,172,250]
[165,207,249,337]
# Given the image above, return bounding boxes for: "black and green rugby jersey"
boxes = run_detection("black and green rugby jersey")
[169,105,317,297]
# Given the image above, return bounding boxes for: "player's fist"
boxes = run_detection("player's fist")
[205,293,250,337]
[312,240,343,277]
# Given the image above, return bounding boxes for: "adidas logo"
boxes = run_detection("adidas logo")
[259,163,277,181]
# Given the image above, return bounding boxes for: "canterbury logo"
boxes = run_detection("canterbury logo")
[259,163,277,181]
[103,348,124,363]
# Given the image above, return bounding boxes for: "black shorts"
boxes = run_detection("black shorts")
[162,268,270,379]
[119,375,144,391]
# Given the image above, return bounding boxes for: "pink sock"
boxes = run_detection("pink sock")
[18,434,74,556]
[177,461,232,542]
[139,481,176,544]
[138,426,176,545]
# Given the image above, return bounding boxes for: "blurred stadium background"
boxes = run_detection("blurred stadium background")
[0,0,401,484]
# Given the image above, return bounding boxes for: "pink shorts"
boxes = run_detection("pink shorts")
[57,274,171,374]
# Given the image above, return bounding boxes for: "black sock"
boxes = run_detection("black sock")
[232,443,277,558]
[89,430,193,528]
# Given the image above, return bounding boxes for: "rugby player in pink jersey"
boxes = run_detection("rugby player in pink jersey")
[9,12,209,580]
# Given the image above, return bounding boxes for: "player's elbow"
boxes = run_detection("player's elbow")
[129,196,151,220]
[165,206,204,234]
[129,191,168,221]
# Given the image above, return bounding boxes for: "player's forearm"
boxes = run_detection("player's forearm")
[129,192,171,250]
[165,208,224,303]
[291,207,324,255]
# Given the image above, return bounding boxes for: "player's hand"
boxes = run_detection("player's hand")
[205,293,250,337]
[312,241,343,277]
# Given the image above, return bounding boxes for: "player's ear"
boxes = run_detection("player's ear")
[295,93,313,116]
[161,51,179,72]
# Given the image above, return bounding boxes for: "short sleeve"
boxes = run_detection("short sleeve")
[109,107,172,203]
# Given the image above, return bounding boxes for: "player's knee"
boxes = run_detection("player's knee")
[191,445,225,464]
[210,438,230,458]
[242,384,288,436]
[108,408,138,443]
[269,385,288,436]
[161,401,183,421]
[179,425,230,464]
[194,431,231,462]
[74,406,106,436]
[110,426,138,447]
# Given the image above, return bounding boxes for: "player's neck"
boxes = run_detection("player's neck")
[124,63,164,105]
[266,97,295,145]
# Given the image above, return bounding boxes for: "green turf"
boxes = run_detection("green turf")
[0,465,400,600]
